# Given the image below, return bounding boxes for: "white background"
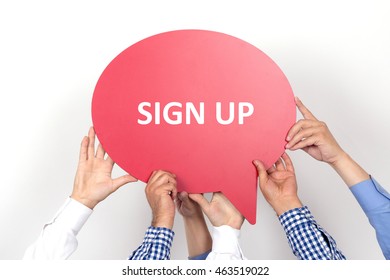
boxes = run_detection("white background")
[0,0,389,260]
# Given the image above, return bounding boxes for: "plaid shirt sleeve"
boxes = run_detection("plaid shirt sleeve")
[279,206,346,260]
[128,226,174,260]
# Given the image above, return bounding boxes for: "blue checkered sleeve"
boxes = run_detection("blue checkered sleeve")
[279,206,346,260]
[128,226,175,260]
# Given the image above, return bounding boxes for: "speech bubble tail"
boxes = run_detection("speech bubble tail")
[221,170,258,225]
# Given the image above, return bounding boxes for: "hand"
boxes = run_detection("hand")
[145,170,177,229]
[190,192,244,230]
[253,153,302,216]
[71,127,137,209]
[176,191,203,219]
[285,97,369,187]
[285,97,346,166]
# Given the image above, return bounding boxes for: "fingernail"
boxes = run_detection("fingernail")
[286,135,291,141]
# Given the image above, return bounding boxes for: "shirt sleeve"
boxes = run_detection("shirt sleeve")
[279,206,346,260]
[128,227,174,260]
[23,197,92,260]
[206,225,246,260]
[350,176,390,259]
[188,250,211,260]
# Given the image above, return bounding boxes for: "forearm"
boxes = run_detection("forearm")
[184,214,212,258]
[330,152,370,187]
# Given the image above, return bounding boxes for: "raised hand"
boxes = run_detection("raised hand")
[71,127,137,209]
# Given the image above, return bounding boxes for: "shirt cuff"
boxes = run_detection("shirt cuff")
[128,226,175,260]
[206,225,245,260]
[143,226,175,248]
[350,176,390,213]
[46,197,93,235]
[279,206,314,233]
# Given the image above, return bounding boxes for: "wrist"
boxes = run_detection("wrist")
[70,194,98,210]
[329,150,350,169]
[328,151,370,187]
[182,208,204,221]
[152,215,174,229]
[272,198,303,216]
[227,216,245,230]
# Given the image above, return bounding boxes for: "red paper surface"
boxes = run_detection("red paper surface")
[92,30,295,224]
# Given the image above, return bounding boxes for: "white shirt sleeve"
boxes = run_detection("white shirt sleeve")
[206,225,246,260]
[23,197,92,260]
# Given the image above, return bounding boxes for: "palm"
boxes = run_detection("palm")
[71,127,136,209]
[266,169,297,198]
[76,158,115,199]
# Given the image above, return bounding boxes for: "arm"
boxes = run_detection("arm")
[128,170,177,260]
[286,97,390,259]
[23,127,136,259]
[253,153,346,260]
[176,192,212,259]
[190,192,246,260]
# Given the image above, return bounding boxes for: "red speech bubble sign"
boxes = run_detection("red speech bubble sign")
[92,30,295,224]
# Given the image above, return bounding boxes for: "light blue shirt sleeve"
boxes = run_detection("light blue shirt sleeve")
[350,177,390,260]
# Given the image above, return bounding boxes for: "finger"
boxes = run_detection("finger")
[153,173,177,187]
[286,119,316,142]
[148,170,158,183]
[286,126,319,149]
[275,157,285,171]
[112,174,138,191]
[147,170,168,185]
[156,181,178,196]
[267,164,277,174]
[170,185,178,201]
[174,196,181,209]
[87,127,96,159]
[281,153,295,173]
[289,136,318,151]
[178,191,190,203]
[252,160,268,186]
[96,143,106,159]
[79,136,89,161]
[105,154,115,166]
[295,96,318,120]
[189,193,210,213]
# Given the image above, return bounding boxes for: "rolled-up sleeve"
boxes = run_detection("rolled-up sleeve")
[279,206,346,260]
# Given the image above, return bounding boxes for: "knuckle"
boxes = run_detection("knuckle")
[318,121,327,127]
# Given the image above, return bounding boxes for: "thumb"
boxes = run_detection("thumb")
[112,174,138,191]
[178,191,190,202]
[189,193,210,213]
[253,160,268,187]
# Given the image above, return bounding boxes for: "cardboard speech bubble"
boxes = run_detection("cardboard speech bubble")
[92,30,295,224]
